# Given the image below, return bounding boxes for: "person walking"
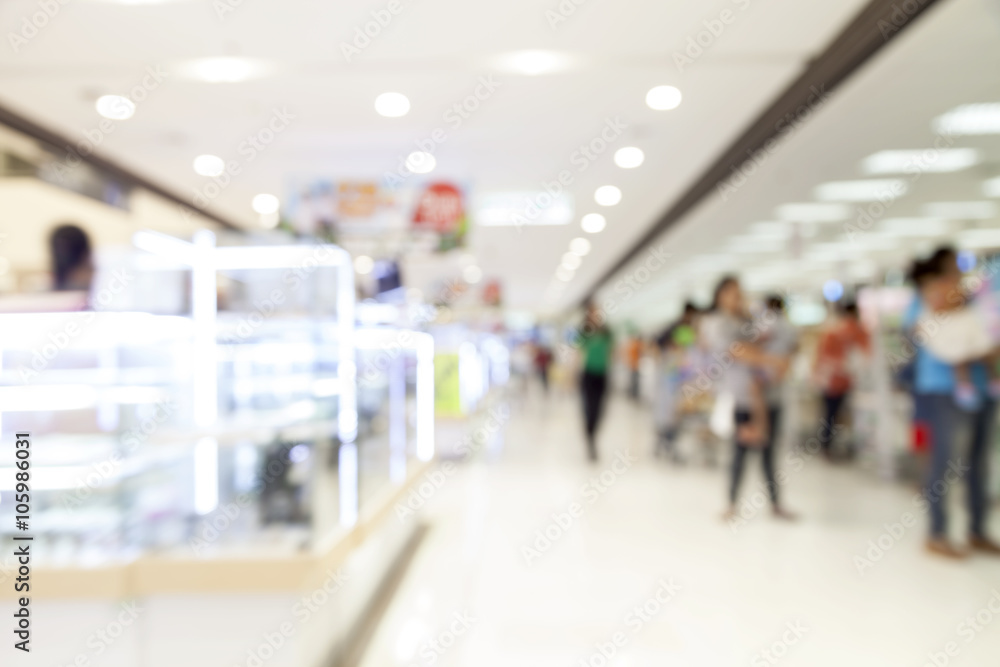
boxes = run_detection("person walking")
[813,301,870,460]
[577,301,614,462]
[755,294,800,471]
[700,276,794,520]
[534,343,553,393]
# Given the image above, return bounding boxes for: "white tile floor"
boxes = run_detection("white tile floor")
[358,389,1000,667]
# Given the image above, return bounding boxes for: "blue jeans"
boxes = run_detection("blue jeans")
[924,394,996,538]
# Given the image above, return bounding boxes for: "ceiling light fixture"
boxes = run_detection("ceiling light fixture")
[375,92,410,117]
[646,85,682,110]
[176,57,273,83]
[878,218,950,237]
[569,237,591,256]
[193,154,225,177]
[252,193,280,215]
[958,228,1000,249]
[923,201,997,220]
[406,151,436,174]
[491,50,577,76]
[933,103,1000,136]
[595,186,622,206]
[775,203,850,223]
[614,147,645,169]
[561,253,582,271]
[983,176,1000,198]
[862,148,980,174]
[581,213,606,233]
[814,179,908,202]
[95,95,135,120]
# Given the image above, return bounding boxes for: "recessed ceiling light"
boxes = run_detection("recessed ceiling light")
[491,50,576,76]
[933,103,1000,136]
[614,147,645,169]
[569,237,591,256]
[923,201,997,220]
[878,218,950,237]
[463,265,483,284]
[983,176,1000,198]
[958,228,1000,249]
[775,203,850,222]
[727,236,782,253]
[646,85,682,110]
[581,213,606,233]
[556,266,575,282]
[749,221,793,238]
[475,192,574,226]
[95,95,135,120]
[252,193,280,215]
[862,148,980,174]
[406,151,435,174]
[176,57,274,83]
[354,255,374,275]
[375,92,410,118]
[561,253,582,271]
[193,154,225,177]
[595,186,622,207]
[814,179,908,202]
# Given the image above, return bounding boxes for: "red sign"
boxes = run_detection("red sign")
[412,183,464,234]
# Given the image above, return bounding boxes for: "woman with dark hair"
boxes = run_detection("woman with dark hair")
[904,246,1000,558]
[49,224,94,291]
[700,276,794,520]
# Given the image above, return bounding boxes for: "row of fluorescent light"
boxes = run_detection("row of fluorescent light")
[729,105,1000,288]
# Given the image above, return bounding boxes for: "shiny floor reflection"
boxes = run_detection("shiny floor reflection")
[359,389,1000,667]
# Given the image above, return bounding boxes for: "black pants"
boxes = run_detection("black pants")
[729,407,780,506]
[538,368,549,392]
[820,392,846,452]
[581,371,608,441]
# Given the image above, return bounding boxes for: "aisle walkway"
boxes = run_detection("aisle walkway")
[359,390,1000,667]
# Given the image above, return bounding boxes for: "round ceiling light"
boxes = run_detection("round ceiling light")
[252,193,280,215]
[406,151,436,174]
[614,147,645,169]
[570,237,592,256]
[581,213,607,234]
[595,186,622,206]
[193,154,225,177]
[95,95,135,120]
[375,92,410,117]
[646,85,682,110]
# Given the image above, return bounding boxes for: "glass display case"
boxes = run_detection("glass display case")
[0,237,436,567]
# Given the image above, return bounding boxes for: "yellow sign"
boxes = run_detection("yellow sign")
[434,354,462,417]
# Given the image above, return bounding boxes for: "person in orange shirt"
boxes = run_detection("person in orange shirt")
[625,335,643,401]
[813,301,870,460]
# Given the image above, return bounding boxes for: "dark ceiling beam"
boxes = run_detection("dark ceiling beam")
[580,0,948,307]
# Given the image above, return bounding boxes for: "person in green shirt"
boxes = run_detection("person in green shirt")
[577,301,614,461]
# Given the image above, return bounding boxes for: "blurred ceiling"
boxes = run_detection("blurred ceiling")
[0,0,875,311]
[598,0,1000,331]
